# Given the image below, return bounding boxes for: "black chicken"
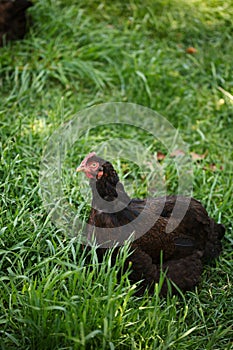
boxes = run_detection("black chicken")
[0,0,32,47]
[76,152,225,295]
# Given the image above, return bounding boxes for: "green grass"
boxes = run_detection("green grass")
[0,0,233,349]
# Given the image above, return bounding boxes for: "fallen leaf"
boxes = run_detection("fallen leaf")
[203,164,224,172]
[209,163,217,171]
[186,47,197,54]
[190,151,207,161]
[157,151,166,161]
[204,164,216,171]
[170,149,186,157]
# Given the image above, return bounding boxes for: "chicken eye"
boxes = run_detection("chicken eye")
[91,162,97,168]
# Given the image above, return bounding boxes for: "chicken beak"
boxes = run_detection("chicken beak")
[76,165,85,172]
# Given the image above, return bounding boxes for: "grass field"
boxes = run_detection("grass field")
[0,0,233,349]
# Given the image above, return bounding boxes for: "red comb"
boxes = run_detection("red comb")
[80,152,96,166]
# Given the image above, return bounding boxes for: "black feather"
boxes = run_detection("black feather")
[78,154,225,295]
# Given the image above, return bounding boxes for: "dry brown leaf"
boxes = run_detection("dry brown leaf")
[186,47,197,54]
[157,151,166,161]
[209,163,217,171]
[170,149,186,157]
[190,151,207,161]
[203,164,224,172]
